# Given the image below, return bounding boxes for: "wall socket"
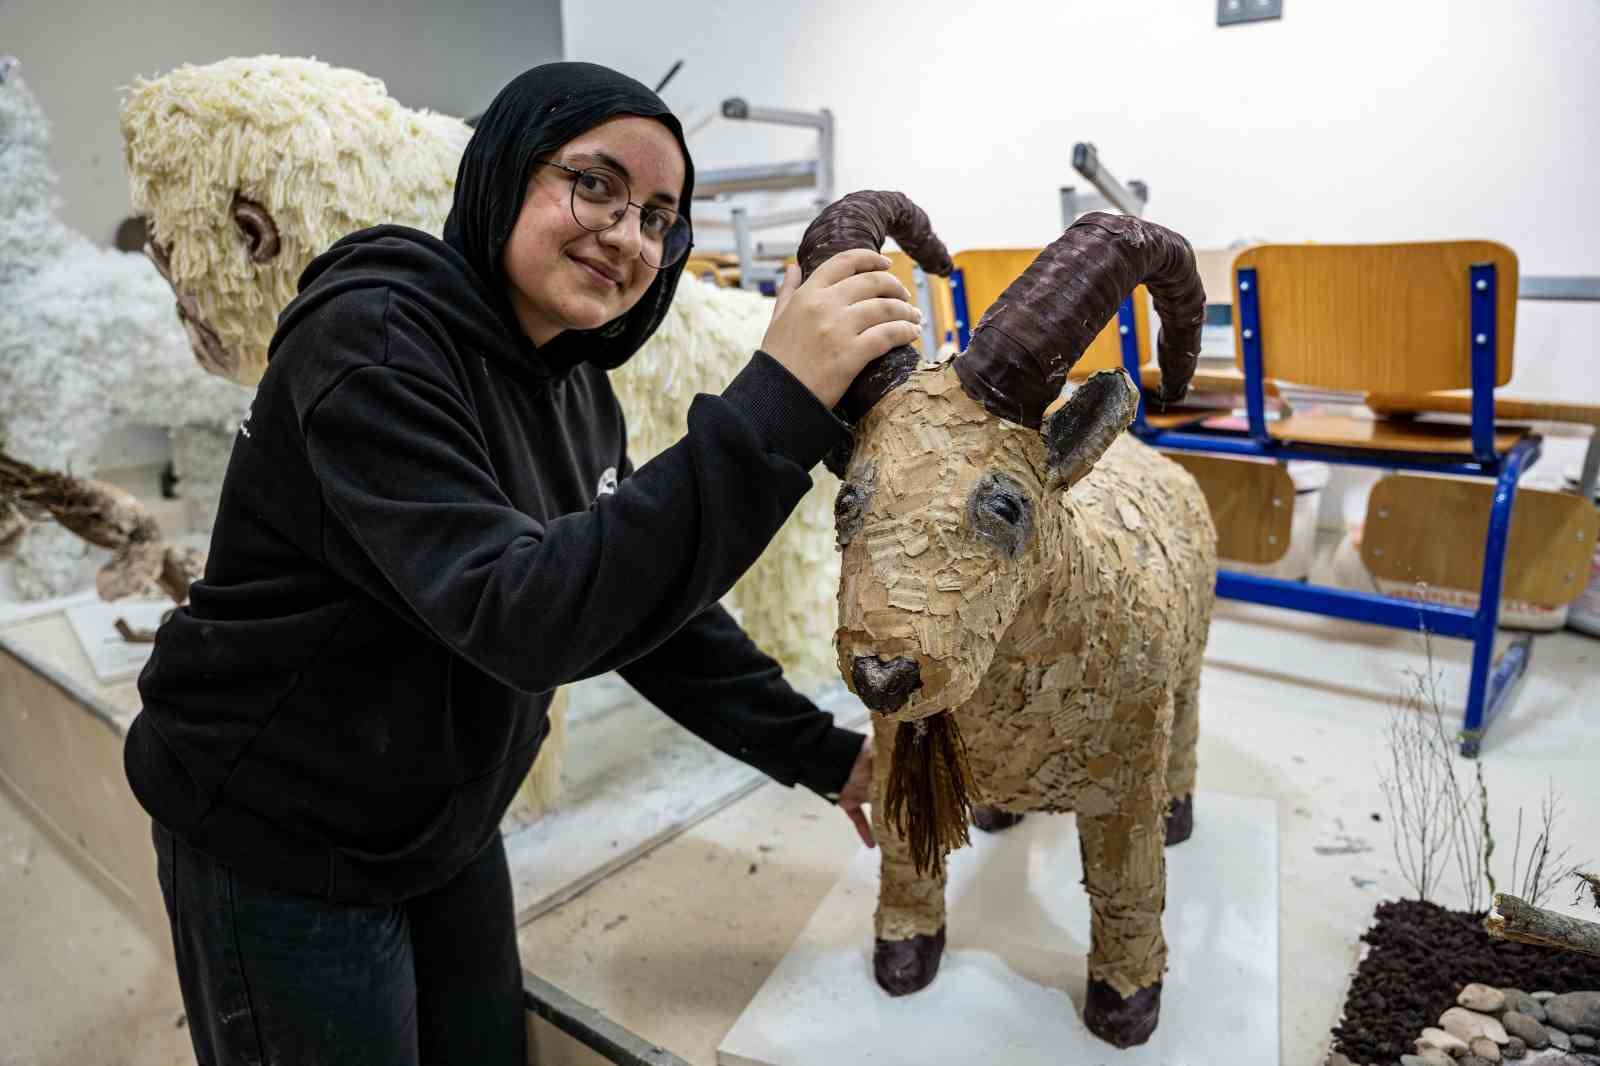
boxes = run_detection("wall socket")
[1218,0,1282,25]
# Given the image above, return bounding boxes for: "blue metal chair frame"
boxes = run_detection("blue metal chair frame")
[946,262,1538,756]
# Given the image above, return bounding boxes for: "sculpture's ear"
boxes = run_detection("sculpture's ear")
[231,193,280,264]
[1042,369,1139,491]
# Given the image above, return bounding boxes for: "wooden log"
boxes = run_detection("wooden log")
[1484,892,1600,958]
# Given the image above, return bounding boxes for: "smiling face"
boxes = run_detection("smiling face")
[834,364,1055,721]
[501,115,686,345]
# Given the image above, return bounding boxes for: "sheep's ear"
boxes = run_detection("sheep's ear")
[1042,369,1138,491]
[231,194,280,264]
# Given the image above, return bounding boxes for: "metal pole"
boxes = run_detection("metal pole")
[815,108,835,206]
[912,266,938,358]
[721,99,832,131]
[1071,142,1148,217]
[732,206,756,292]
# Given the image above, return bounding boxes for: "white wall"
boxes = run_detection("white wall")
[4,0,564,246]
[565,0,1600,410]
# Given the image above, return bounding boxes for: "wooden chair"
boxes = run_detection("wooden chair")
[949,248,1286,431]
[1135,240,1595,755]
[684,256,733,287]
[885,251,956,355]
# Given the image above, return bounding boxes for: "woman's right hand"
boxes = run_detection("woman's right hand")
[759,251,924,409]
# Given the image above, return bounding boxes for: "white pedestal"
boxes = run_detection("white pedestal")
[720,792,1279,1066]
[63,597,172,684]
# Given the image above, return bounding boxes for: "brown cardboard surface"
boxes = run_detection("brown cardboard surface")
[835,364,1216,996]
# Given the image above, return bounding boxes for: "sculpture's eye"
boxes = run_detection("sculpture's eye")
[834,481,870,548]
[986,494,1023,525]
[968,471,1035,559]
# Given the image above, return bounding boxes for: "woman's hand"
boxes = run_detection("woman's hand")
[837,732,875,848]
[760,252,923,409]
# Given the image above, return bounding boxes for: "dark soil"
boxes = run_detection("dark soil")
[1331,898,1600,1065]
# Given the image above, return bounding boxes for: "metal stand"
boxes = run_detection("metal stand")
[693,99,834,293]
[1060,142,1150,226]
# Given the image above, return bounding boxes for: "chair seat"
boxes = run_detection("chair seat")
[1144,409,1217,430]
[1266,412,1526,455]
[1362,475,1599,607]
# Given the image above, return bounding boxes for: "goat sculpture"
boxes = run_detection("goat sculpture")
[807,193,1216,1047]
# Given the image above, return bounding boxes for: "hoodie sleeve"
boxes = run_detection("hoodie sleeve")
[617,603,864,798]
[301,290,851,694]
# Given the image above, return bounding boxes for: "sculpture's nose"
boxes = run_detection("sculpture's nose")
[852,655,922,713]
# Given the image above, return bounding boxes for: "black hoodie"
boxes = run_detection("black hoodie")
[124,64,861,904]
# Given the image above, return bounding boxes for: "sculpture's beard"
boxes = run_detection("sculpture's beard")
[837,627,998,880]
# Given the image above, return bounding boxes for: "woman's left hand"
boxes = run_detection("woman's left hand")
[838,734,875,848]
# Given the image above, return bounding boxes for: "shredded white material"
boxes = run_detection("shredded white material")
[0,62,250,599]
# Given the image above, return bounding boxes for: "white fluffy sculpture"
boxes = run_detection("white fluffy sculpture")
[0,58,248,600]
[119,55,839,689]
[810,194,1216,1047]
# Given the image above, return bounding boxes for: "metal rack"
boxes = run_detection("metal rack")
[1059,142,1149,225]
[692,99,833,293]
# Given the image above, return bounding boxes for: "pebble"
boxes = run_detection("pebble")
[1460,1056,1494,1066]
[1461,984,1509,1014]
[1547,992,1600,1036]
[1574,1033,1598,1051]
[1470,1036,1502,1062]
[1532,991,1557,1003]
[1501,989,1549,1023]
[1443,1006,1511,1045]
[1418,1027,1470,1056]
[1504,1036,1527,1060]
[1502,1010,1550,1048]
[1403,1055,1451,1066]
[1549,1027,1573,1051]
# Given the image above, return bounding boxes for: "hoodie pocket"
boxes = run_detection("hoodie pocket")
[332,791,460,863]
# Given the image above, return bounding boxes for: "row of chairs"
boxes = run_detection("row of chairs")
[698,242,1598,756]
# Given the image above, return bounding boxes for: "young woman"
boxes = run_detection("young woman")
[125,61,923,1065]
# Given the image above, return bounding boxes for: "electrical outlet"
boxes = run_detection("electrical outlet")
[1218,0,1282,26]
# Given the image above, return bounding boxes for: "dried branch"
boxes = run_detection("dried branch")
[1573,871,1600,911]
[1486,892,1600,958]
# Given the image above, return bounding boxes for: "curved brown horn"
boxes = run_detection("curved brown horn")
[231,194,280,264]
[796,191,953,427]
[954,212,1205,429]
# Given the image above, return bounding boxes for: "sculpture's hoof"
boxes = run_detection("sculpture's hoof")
[874,927,945,996]
[972,806,1025,833]
[1164,793,1194,846]
[1084,977,1162,1048]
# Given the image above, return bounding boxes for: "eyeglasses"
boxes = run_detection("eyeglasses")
[539,161,692,270]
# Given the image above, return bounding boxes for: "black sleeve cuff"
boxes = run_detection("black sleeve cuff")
[796,724,867,801]
[721,351,852,471]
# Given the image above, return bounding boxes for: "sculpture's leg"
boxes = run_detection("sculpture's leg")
[1164,670,1199,846]
[1078,693,1172,1048]
[1166,571,1212,846]
[972,806,1025,832]
[870,714,948,996]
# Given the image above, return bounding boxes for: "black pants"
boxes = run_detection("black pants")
[153,821,526,1065]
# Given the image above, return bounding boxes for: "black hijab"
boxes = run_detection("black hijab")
[443,62,695,372]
